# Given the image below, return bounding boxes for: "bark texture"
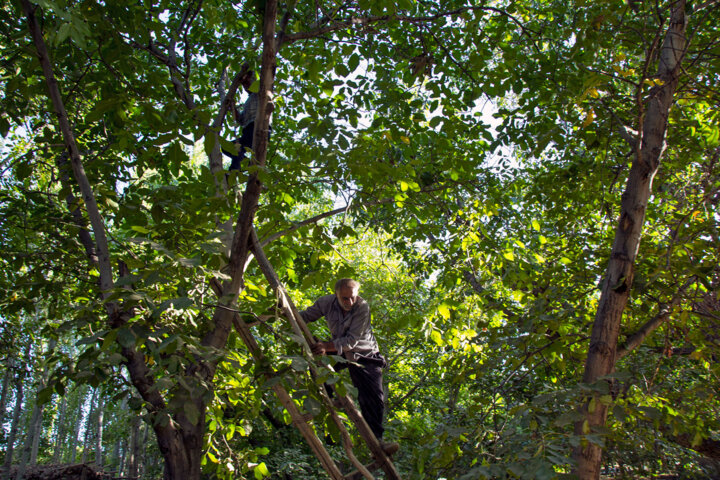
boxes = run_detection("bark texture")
[573,2,688,479]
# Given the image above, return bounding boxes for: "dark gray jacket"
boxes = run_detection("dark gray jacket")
[300,294,379,361]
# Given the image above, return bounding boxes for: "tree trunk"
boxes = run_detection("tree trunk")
[16,359,48,480]
[82,389,97,465]
[116,438,126,478]
[52,395,67,463]
[140,422,149,477]
[2,368,24,480]
[95,393,104,469]
[127,414,140,479]
[23,338,55,469]
[573,2,688,479]
[0,358,14,449]
[67,387,86,463]
[15,395,42,480]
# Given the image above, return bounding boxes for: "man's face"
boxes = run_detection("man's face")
[336,286,358,312]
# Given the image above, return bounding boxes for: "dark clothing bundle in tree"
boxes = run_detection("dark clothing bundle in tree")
[223,92,258,171]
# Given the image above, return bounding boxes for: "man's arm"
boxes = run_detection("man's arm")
[299,295,329,324]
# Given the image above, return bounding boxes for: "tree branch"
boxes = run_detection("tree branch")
[22,0,167,417]
[227,0,278,294]
[616,295,684,359]
[258,196,394,247]
[22,0,114,296]
[282,6,536,46]
[200,0,280,360]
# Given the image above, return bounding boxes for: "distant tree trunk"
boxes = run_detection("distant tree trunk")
[140,422,149,478]
[110,397,127,475]
[29,402,43,465]
[127,415,141,479]
[82,389,98,464]
[573,2,688,479]
[2,368,24,480]
[95,393,104,469]
[15,395,42,480]
[52,395,67,463]
[0,358,14,448]
[67,387,86,463]
[68,398,82,463]
[19,338,55,473]
[113,437,124,476]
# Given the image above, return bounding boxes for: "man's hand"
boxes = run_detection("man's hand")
[311,341,336,356]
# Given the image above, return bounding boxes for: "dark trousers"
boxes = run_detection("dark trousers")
[338,352,386,440]
[222,122,255,171]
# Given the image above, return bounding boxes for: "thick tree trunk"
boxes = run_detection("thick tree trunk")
[573,2,688,479]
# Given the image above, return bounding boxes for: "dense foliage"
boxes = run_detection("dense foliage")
[1,0,718,478]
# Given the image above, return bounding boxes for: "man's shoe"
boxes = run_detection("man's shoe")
[380,441,399,456]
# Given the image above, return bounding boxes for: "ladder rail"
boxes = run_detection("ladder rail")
[250,229,374,479]
[250,228,402,480]
[209,279,344,479]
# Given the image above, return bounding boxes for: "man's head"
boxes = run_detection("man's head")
[241,71,254,91]
[335,278,360,311]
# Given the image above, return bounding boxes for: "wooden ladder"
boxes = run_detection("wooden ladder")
[217,230,402,479]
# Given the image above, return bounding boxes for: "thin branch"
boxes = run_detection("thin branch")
[258,196,393,247]
[282,6,537,45]
[275,0,297,50]
[616,295,684,359]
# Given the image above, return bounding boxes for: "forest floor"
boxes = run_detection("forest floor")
[3,463,117,480]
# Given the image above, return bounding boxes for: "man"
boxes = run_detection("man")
[300,278,399,455]
[222,71,257,171]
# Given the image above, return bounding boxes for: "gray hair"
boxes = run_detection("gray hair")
[334,278,360,292]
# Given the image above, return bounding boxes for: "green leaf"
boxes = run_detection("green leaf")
[290,356,309,372]
[203,133,217,156]
[16,162,32,181]
[430,330,444,346]
[37,386,55,405]
[254,462,269,479]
